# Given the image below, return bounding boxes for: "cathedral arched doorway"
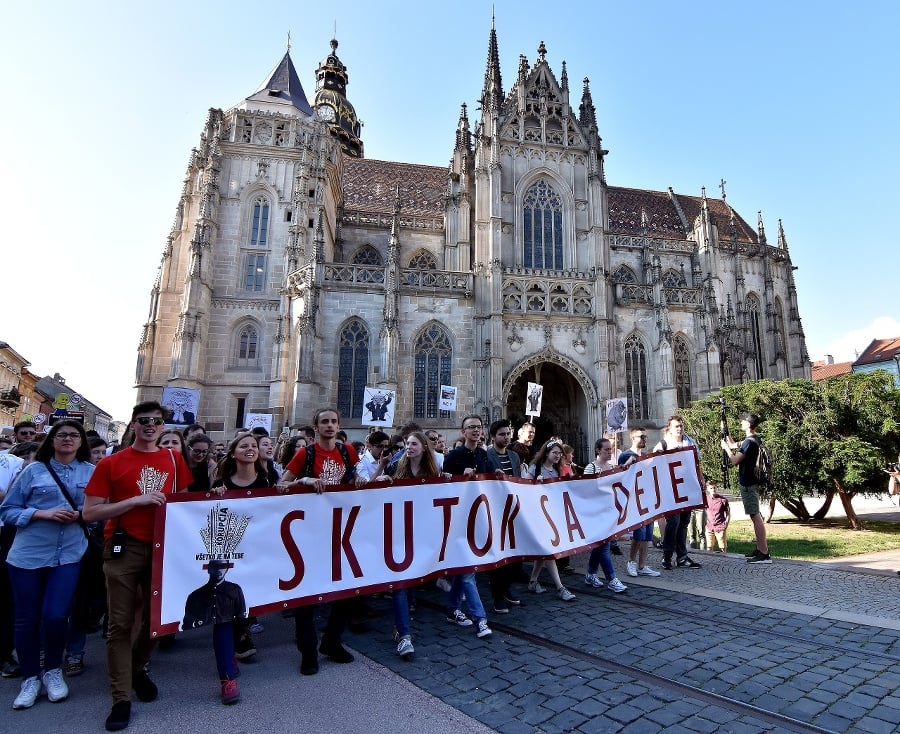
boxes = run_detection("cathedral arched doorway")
[504,361,590,465]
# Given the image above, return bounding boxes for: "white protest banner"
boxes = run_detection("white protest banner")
[362,387,396,426]
[151,447,702,634]
[439,385,457,411]
[244,413,273,433]
[525,382,543,416]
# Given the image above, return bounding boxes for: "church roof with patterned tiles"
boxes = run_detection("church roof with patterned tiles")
[342,159,758,242]
[343,159,447,217]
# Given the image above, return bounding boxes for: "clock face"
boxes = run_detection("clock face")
[317,105,336,122]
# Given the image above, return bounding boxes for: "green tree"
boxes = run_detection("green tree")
[679,371,900,529]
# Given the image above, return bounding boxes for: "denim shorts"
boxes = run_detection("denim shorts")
[632,524,654,542]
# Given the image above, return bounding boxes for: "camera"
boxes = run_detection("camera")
[887,462,900,473]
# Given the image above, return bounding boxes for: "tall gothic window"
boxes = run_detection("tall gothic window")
[673,335,692,408]
[624,333,649,420]
[338,320,369,420]
[523,180,563,270]
[414,324,452,419]
[250,198,269,248]
[235,323,260,368]
[746,294,764,379]
[774,297,787,360]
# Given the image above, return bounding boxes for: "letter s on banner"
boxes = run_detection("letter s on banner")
[279,510,306,591]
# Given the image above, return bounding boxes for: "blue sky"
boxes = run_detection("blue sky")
[1,1,898,422]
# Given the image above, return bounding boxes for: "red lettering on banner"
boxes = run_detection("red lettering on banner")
[632,467,659,515]
[332,506,363,581]
[612,481,629,523]
[433,497,460,561]
[561,492,585,541]
[499,494,520,550]
[384,501,414,572]
[668,461,687,503]
[279,510,306,591]
[540,495,561,547]
[467,494,493,557]
[650,465,663,510]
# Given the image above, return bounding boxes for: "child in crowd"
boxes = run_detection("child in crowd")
[704,479,731,552]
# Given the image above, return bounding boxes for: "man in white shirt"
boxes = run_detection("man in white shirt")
[653,416,701,571]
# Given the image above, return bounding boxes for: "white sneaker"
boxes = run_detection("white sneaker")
[638,566,661,577]
[607,578,628,593]
[557,586,576,601]
[42,668,68,703]
[396,636,414,658]
[626,561,638,577]
[476,619,492,638]
[447,609,473,627]
[527,580,546,594]
[13,676,42,709]
[584,573,604,588]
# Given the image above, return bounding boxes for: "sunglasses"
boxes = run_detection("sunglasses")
[135,416,165,426]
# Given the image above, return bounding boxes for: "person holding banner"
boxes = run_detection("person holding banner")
[582,438,630,593]
[522,440,577,602]
[82,402,192,733]
[485,419,523,613]
[278,408,358,676]
[654,416,702,571]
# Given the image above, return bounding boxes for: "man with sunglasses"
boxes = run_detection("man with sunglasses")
[83,402,192,732]
[12,421,38,445]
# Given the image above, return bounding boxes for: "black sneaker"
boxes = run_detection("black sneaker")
[744,549,759,558]
[493,602,510,614]
[661,559,673,571]
[0,659,21,678]
[105,701,132,732]
[132,668,158,702]
[503,594,521,606]
[234,634,257,660]
[747,551,773,564]
[676,556,702,569]
[610,544,623,556]
[319,637,354,663]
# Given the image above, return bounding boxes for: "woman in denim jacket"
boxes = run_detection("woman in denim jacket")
[0,419,94,710]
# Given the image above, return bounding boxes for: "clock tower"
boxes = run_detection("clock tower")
[313,38,363,158]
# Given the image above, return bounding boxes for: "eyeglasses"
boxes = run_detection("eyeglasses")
[638,435,647,439]
[191,448,209,455]
[376,443,391,450]
[135,417,165,426]
[55,432,81,440]
[463,425,483,431]
[17,430,36,436]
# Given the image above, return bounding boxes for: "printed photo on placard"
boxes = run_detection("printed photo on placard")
[605,398,628,434]
[244,413,273,434]
[362,387,396,427]
[439,385,457,412]
[162,387,201,426]
[525,382,543,417]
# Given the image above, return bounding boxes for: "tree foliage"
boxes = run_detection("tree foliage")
[679,371,900,528]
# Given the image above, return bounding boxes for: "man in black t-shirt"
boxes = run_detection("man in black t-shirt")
[722,412,771,564]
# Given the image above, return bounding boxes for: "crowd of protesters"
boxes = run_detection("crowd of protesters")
[0,406,753,730]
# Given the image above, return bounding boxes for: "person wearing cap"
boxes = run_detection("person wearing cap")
[182,558,246,705]
[722,412,772,564]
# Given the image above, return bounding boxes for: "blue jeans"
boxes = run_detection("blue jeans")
[587,543,615,580]
[392,589,411,638]
[447,573,486,621]
[213,622,237,679]
[8,561,81,678]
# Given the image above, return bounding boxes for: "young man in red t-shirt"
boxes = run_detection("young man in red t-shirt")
[83,401,191,732]
[278,408,358,676]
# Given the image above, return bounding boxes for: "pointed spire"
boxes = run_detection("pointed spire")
[455,103,472,152]
[518,54,529,83]
[560,61,569,94]
[757,211,767,245]
[245,51,313,115]
[537,40,547,64]
[481,18,503,114]
[579,77,597,130]
[777,218,789,250]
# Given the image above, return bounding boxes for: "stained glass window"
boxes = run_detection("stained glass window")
[250,198,269,248]
[413,324,452,419]
[610,265,636,284]
[244,253,267,291]
[523,180,563,270]
[351,245,382,266]
[624,333,649,420]
[408,249,437,270]
[338,320,369,419]
[236,324,259,367]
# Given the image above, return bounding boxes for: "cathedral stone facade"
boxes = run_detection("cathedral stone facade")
[135,28,810,455]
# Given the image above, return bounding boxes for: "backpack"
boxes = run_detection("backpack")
[303,443,355,484]
[748,436,773,487]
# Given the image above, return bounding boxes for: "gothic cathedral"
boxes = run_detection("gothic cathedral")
[135,26,810,455]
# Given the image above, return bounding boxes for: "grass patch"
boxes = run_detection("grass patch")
[726,519,900,561]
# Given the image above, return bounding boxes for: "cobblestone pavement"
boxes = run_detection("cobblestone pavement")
[344,547,900,734]
[1,548,897,734]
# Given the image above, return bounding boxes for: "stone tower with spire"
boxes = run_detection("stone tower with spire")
[136,23,809,452]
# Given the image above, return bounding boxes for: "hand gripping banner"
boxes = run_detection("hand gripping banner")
[150,447,703,635]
